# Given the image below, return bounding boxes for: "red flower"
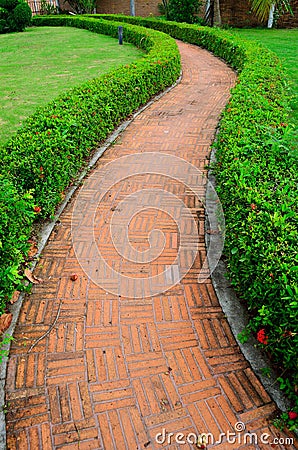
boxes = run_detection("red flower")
[257,329,268,345]
[34,206,41,213]
[288,411,298,420]
[250,203,257,210]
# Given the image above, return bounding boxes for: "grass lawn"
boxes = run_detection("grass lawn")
[0,26,143,145]
[232,28,298,123]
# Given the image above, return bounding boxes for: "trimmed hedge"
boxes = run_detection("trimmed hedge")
[97,15,298,411]
[0,177,35,304]
[0,16,180,309]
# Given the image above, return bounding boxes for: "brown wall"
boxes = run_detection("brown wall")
[135,0,160,17]
[219,0,263,27]
[219,0,298,28]
[277,0,298,27]
[97,0,160,16]
[97,0,131,15]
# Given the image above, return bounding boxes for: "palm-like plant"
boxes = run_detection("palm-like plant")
[249,0,292,27]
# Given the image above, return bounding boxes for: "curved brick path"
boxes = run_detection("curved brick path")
[5,42,296,449]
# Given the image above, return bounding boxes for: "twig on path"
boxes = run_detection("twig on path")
[27,301,62,353]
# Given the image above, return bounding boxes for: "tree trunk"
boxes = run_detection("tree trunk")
[130,0,135,16]
[267,3,275,27]
[214,0,221,26]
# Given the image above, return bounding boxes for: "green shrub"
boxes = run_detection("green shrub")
[97,14,297,413]
[10,1,32,30]
[0,6,8,18]
[0,0,31,33]
[40,0,58,15]
[0,177,35,311]
[0,18,6,32]
[0,0,18,12]
[65,0,96,14]
[167,0,202,24]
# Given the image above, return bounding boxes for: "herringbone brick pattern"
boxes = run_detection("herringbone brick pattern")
[5,42,296,449]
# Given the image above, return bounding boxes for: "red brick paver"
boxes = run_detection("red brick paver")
[5,42,296,449]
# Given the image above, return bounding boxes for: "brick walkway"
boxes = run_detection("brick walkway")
[5,42,296,449]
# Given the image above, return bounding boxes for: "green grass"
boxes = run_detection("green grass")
[0,26,142,145]
[232,28,298,122]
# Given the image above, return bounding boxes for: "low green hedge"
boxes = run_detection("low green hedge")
[0,177,35,303]
[98,15,298,412]
[0,16,180,309]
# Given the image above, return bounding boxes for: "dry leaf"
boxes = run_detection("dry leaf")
[28,242,38,258]
[206,229,220,235]
[10,291,20,305]
[0,313,12,334]
[24,268,43,284]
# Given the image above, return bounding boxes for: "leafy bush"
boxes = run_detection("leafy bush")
[0,18,6,32]
[0,177,35,311]
[65,0,96,14]
[0,0,31,33]
[0,15,180,306]
[39,0,58,15]
[9,1,32,31]
[167,0,202,24]
[0,6,8,18]
[98,14,297,414]
[0,0,18,11]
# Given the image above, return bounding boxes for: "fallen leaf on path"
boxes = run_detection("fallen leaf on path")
[24,268,43,284]
[28,242,38,258]
[206,229,220,235]
[0,313,12,334]
[10,291,20,305]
